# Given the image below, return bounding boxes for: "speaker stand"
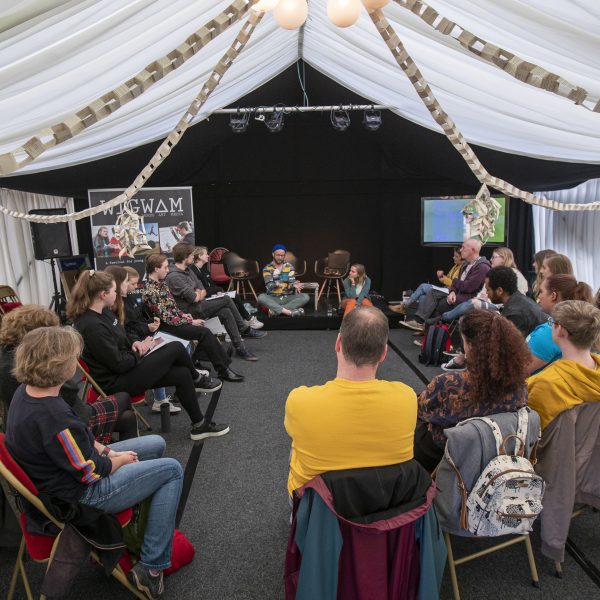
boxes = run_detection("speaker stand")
[48,258,67,323]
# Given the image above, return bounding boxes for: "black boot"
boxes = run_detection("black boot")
[219,368,245,382]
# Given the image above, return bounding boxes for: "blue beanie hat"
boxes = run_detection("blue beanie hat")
[272,243,287,253]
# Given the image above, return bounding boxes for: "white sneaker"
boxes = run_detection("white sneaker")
[248,316,264,329]
[152,397,182,414]
[224,333,232,343]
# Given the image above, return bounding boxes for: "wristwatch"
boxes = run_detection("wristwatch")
[101,447,111,457]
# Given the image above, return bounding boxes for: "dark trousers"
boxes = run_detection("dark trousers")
[189,296,246,346]
[106,342,203,424]
[158,322,230,374]
[415,289,451,321]
[413,419,444,473]
[112,392,138,440]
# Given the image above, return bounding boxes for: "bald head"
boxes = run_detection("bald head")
[339,307,389,367]
[460,238,482,262]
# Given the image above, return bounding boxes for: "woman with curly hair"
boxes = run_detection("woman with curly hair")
[414,310,530,471]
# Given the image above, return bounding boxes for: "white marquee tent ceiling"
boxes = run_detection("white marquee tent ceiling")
[0,0,598,176]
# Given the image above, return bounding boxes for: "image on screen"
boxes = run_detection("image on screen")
[421,196,507,245]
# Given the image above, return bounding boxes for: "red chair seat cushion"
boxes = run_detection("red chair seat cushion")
[20,513,55,561]
[0,301,22,314]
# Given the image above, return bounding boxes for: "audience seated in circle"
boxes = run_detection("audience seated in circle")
[4,325,182,599]
[434,246,528,326]
[390,247,463,315]
[341,263,373,316]
[258,244,309,317]
[526,274,593,375]
[284,306,417,495]
[68,269,228,441]
[0,304,136,442]
[190,246,263,330]
[415,310,530,472]
[400,239,491,333]
[166,243,265,362]
[142,254,244,383]
[441,266,545,372]
[527,300,600,431]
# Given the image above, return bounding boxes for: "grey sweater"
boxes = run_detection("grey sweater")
[164,264,203,310]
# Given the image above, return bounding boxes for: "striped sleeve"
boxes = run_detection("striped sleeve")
[54,427,111,484]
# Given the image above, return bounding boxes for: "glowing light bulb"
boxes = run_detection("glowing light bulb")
[361,0,391,9]
[327,0,362,27]
[273,0,308,29]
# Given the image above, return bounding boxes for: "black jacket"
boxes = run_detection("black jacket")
[190,264,223,297]
[74,308,139,391]
[124,293,152,343]
[501,291,547,337]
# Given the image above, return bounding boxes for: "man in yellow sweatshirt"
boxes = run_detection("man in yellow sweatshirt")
[527,300,600,431]
[284,307,417,496]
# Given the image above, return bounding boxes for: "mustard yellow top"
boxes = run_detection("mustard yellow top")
[440,262,462,288]
[284,378,417,495]
[527,354,600,430]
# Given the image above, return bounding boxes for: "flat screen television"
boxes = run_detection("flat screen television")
[421,195,508,246]
[57,254,92,273]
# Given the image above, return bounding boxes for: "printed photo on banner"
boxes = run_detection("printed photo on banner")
[88,187,194,276]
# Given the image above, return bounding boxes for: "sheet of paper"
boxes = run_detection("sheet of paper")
[430,285,450,294]
[203,316,227,335]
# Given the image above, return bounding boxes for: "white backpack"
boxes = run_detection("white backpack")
[445,408,545,536]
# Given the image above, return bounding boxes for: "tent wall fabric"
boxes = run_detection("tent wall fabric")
[0,0,599,177]
[0,189,78,305]
[534,179,600,291]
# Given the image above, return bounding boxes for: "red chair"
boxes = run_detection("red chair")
[0,285,22,321]
[77,359,151,432]
[0,433,143,600]
[208,247,231,286]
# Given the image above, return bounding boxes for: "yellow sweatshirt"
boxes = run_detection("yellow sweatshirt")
[440,262,462,288]
[284,378,417,495]
[527,354,600,430]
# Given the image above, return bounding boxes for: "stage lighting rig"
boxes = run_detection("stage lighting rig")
[331,108,351,132]
[264,107,285,133]
[229,111,250,133]
[363,109,382,131]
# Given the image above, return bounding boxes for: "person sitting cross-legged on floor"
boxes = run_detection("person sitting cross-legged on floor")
[258,244,310,317]
[527,300,600,432]
[190,246,263,330]
[400,238,491,333]
[166,242,265,362]
[389,247,463,315]
[70,270,229,441]
[143,253,244,383]
[284,306,417,496]
[5,325,183,600]
[414,310,529,472]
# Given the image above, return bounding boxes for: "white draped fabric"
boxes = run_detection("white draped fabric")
[0,189,78,305]
[0,0,598,175]
[533,179,600,291]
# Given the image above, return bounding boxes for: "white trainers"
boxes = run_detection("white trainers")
[248,316,264,329]
[152,397,182,414]
[224,333,232,343]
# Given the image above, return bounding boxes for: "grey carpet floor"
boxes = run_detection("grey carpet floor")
[0,330,598,599]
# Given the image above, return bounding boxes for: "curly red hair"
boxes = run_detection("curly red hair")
[459,311,529,404]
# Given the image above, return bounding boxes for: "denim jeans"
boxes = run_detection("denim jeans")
[407,283,432,306]
[441,299,499,322]
[257,292,310,315]
[79,435,183,570]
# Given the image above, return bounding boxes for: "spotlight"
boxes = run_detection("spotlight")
[331,109,350,132]
[229,111,250,133]
[264,108,285,133]
[363,109,382,131]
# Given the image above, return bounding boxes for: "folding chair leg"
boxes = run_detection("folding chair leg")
[132,406,152,432]
[8,536,29,600]
[110,563,148,600]
[524,535,540,587]
[444,532,461,600]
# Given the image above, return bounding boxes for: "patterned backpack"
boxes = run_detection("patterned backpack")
[445,408,545,536]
